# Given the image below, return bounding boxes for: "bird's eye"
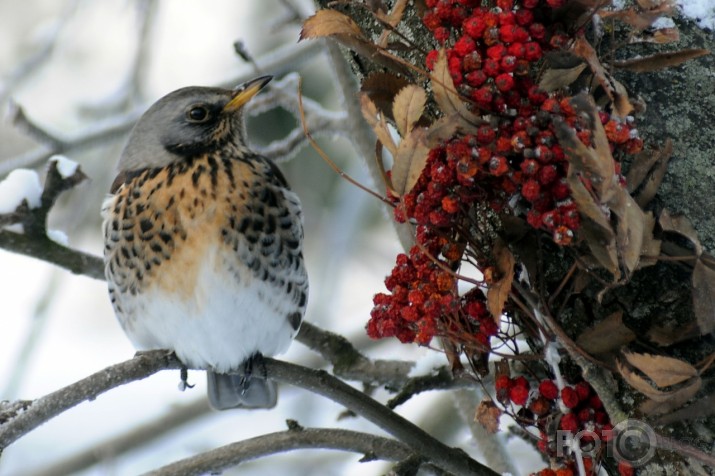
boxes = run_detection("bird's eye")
[187,106,210,122]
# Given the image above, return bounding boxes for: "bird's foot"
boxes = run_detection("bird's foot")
[178,365,195,391]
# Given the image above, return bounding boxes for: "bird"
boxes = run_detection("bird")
[101,76,308,410]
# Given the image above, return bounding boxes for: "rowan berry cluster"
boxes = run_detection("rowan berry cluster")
[370,0,643,345]
[497,375,633,476]
[368,225,497,346]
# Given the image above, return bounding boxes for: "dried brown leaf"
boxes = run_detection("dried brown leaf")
[487,239,515,322]
[622,351,698,387]
[392,85,426,137]
[630,27,681,44]
[626,140,672,194]
[576,311,635,355]
[538,63,587,92]
[639,377,701,415]
[300,10,410,75]
[598,8,663,30]
[573,38,633,117]
[634,141,672,207]
[639,212,661,268]
[614,49,709,73]
[692,258,715,335]
[391,127,430,196]
[659,208,702,256]
[617,358,669,399]
[360,93,397,156]
[654,392,715,425]
[647,321,700,346]
[475,399,502,434]
[361,73,410,122]
[607,187,645,275]
[300,10,364,40]
[431,49,483,126]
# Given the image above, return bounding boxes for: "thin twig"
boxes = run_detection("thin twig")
[143,427,414,476]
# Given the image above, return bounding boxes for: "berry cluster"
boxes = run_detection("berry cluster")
[370,1,644,344]
[368,226,498,346]
[497,376,633,476]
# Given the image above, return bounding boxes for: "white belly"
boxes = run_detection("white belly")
[114,245,297,373]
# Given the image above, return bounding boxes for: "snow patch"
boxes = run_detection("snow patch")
[652,16,675,29]
[0,169,42,214]
[47,229,69,246]
[677,0,715,31]
[408,350,446,377]
[50,155,79,179]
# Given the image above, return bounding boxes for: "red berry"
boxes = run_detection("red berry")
[500,55,518,73]
[483,58,501,77]
[426,49,439,70]
[559,413,579,432]
[495,73,515,92]
[488,156,509,176]
[434,27,450,43]
[618,461,634,476]
[523,0,539,8]
[509,384,530,405]
[496,0,514,10]
[515,8,534,26]
[547,0,566,7]
[453,35,476,57]
[561,386,579,409]
[472,86,493,108]
[465,70,487,87]
[575,381,591,401]
[553,226,573,246]
[521,179,541,202]
[539,379,559,400]
[486,44,507,60]
[524,41,543,61]
[529,22,546,41]
[495,374,512,391]
[477,124,497,144]
[537,164,557,184]
[527,209,542,229]
[462,50,482,71]
[463,15,486,39]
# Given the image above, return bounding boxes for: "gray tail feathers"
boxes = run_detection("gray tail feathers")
[207,371,278,410]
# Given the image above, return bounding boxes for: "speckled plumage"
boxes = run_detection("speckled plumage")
[102,77,307,409]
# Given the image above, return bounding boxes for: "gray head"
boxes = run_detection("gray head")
[116,76,272,174]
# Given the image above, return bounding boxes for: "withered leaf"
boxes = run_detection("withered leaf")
[391,127,430,196]
[617,358,668,399]
[487,239,515,322]
[300,9,364,40]
[659,208,702,257]
[655,392,715,425]
[639,377,701,415]
[598,7,665,31]
[647,321,700,347]
[630,27,680,45]
[613,49,709,73]
[300,10,410,75]
[639,212,661,268]
[361,72,410,122]
[607,184,646,275]
[425,113,462,147]
[360,93,398,156]
[431,49,483,126]
[576,311,635,355]
[622,351,698,387]
[475,399,502,434]
[539,63,587,92]
[392,85,426,137]
[634,141,672,207]
[572,38,633,117]
[692,258,715,335]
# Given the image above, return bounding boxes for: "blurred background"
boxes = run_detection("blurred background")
[0,1,546,475]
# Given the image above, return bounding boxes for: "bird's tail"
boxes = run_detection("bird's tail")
[207,371,278,410]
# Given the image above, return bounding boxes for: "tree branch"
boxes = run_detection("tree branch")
[144,426,414,476]
[27,398,210,476]
[264,359,497,476]
[0,350,181,450]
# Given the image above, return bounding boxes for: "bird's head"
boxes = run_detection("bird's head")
[116,76,272,173]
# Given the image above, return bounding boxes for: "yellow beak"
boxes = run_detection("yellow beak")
[223,75,273,112]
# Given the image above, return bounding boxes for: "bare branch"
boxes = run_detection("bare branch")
[144,427,414,476]
[0,350,181,450]
[264,359,498,476]
[27,398,210,476]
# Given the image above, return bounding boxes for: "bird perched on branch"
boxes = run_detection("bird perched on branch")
[102,76,308,409]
